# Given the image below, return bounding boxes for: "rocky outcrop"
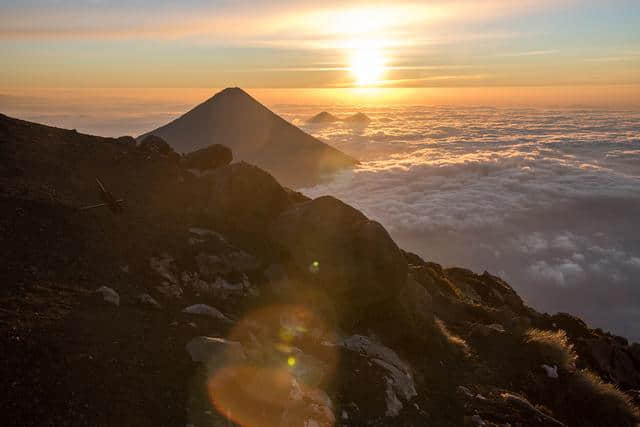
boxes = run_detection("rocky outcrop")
[138,134,177,159]
[197,162,292,234]
[269,196,408,308]
[184,144,232,171]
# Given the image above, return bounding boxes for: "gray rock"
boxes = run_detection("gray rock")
[135,293,161,309]
[182,304,232,322]
[184,144,232,171]
[340,335,416,417]
[95,286,119,306]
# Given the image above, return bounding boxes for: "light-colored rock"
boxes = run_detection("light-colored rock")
[542,364,559,379]
[384,377,403,417]
[95,286,119,306]
[189,227,226,241]
[471,323,506,338]
[185,336,245,364]
[340,335,416,417]
[182,304,232,322]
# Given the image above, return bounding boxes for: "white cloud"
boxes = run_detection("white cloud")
[297,105,640,340]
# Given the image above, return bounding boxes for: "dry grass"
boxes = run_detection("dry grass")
[524,328,577,370]
[435,317,471,358]
[563,370,640,427]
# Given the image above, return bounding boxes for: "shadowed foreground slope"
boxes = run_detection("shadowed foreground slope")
[1,113,639,427]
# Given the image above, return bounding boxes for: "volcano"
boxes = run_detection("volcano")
[139,88,357,188]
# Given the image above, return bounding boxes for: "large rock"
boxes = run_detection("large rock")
[138,135,177,158]
[269,196,408,307]
[339,335,417,418]
[197,162,292,233]
[184,144,232,171]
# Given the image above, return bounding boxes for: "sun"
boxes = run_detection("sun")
[349,47,385,86]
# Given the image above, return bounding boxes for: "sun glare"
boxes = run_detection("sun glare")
[350,47,386,86]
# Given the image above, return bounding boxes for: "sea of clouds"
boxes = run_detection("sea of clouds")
[278,105,640,341]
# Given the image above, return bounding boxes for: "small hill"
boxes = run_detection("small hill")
[344,112,371,123]
[138,88,357,188]
[306,111,340,124]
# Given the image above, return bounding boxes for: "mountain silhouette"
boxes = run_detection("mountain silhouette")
[139,88,357,188]
[307,111,340,124]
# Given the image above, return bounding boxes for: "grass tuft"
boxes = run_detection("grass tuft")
[524,328,577,370]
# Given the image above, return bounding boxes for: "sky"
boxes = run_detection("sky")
[1,0,639,104]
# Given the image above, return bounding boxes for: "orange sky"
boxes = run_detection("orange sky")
[1,1,639,105]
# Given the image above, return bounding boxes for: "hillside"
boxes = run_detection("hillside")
[1,113,639,427]
[138,88,357,188]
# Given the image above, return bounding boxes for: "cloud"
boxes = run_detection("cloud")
[528,260,584,287]
[0,0,560,43]
[298,104,640,341]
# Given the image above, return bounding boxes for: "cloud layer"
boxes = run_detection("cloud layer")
[293,105,640,341]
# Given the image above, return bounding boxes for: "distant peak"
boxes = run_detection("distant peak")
[307,111,340,124]
[218,87,250,97]
[344,112,371,123]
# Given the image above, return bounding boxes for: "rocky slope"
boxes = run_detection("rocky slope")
[1,113,639,427]
[138,88,357,188]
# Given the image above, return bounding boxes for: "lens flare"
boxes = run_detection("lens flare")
[201,304,337,427]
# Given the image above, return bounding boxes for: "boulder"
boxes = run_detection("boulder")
[135,293,161,309]
[138,135,176,157]
[269,196,408,307]
[339,335,417,417]
[184,144,232,171]
[182,304,232,322]
[197,162,291,233]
